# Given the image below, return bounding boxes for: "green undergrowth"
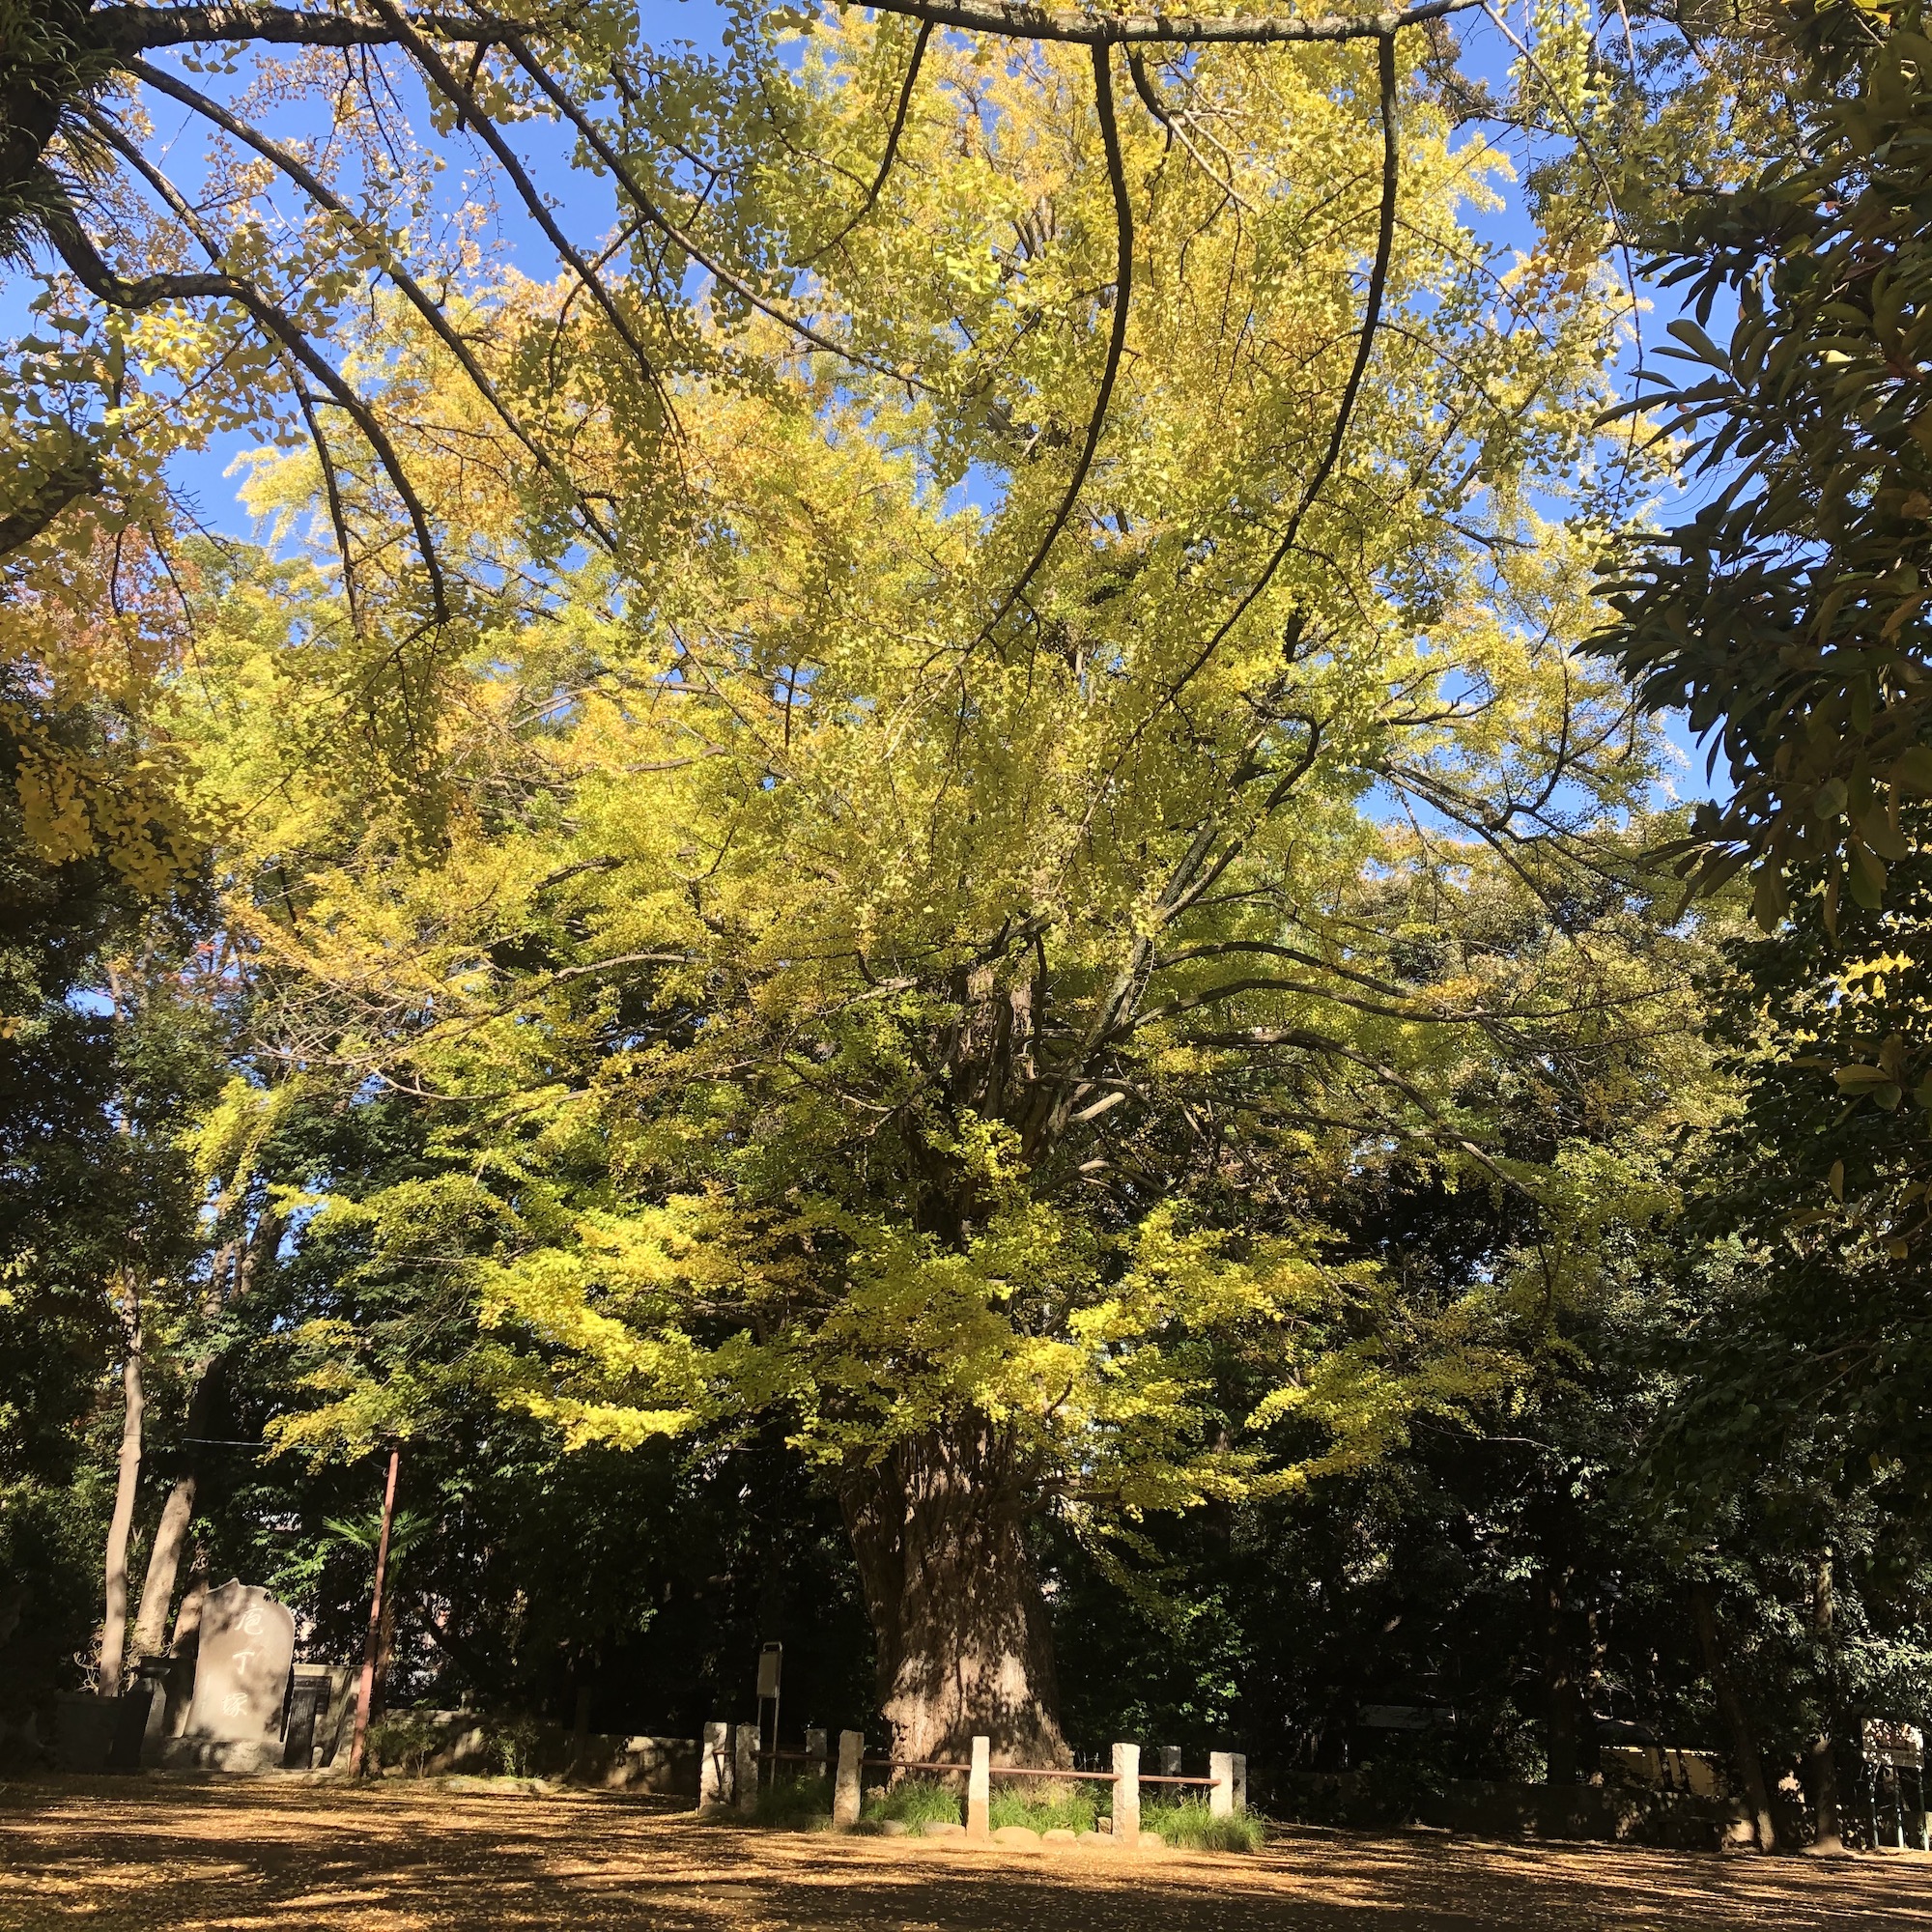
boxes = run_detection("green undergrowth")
[988,1783,1101,1833]
[753,1776,834,1829]
[1140,1799,1266,1852]
[861,1776,962,1829]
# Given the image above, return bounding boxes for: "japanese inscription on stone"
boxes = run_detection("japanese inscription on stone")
[185,1580,296,1744]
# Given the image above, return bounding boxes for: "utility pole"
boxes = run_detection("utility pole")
[346,1444,401,1778]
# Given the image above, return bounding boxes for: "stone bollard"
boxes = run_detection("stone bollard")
[700,1720,731,1811]
[834,1729,864,1827]
[967,1735,991,1842]
[1156,1745,1181,1777]
[1208,1749,1237,1818]
[1113,1743,1140,1847]
[735,1721,759,1813]
[806,1727,828,1779]
[1232,1752,1247,1815]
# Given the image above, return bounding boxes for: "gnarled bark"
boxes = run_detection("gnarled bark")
[840,1423,1066,1766]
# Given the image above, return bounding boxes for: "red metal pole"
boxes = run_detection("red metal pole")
[346,1444,400,1778]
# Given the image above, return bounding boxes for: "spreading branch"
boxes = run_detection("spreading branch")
[800,20,933,264]
[126,57,616,554]
[91,4,521,51]
[847,0,1483,46]
[1161,29,1402,701]
[980,40,1134,642]
[362,0,672,416]
[40,175,450,622]
[496,33,921,384]
[0,449,104,558]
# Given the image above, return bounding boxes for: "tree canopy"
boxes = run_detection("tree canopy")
[7,0,1932,1842]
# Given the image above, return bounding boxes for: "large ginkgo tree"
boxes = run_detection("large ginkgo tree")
[140,5,1708,1759]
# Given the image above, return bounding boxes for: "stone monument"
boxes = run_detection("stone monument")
[160,1580,296,1772]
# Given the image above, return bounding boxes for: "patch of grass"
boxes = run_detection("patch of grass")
[989,1783,1100,1834]
[754,1775,834,1829]
[1140,1798,1266,1853]
[861,1776,962,1830]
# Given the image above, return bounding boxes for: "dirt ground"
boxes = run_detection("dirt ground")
[0,1777,1926,1932]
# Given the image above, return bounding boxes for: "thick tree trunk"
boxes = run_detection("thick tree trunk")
[129,1471,197,1661]
[1691,1580,1777,1851]
[129,1212,274,1659]
[1541,1569,1582,1786]
[840,1422,1067,1766]
[1806,1552,1843,1854]
[97,1302,144,1698]
[129,1356,226,1658]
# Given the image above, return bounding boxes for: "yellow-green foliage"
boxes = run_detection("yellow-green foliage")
[164,12,1725,1518]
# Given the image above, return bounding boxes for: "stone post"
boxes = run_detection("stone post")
[1113,1743,1140,1847]
[735,1720,759,1813]
[1156,1745,1180,1776]
[1232,1752,1247,1815]
[1208,1749,1234,1818]
[806,1727,828,1779]
[967,1735,991,1842]
[834,1729,863,1826]
[700,1720,731,1811]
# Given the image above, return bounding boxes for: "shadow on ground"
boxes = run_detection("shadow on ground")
[0,1776,1923,1931]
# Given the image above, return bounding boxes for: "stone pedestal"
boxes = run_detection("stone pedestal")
[158,1737,284,1773]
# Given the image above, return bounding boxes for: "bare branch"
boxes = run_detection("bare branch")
[91,4,517,51]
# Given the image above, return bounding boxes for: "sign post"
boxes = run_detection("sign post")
[756,1641,782,1791]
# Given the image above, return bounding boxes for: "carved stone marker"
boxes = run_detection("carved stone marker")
[184,1580,295,1752]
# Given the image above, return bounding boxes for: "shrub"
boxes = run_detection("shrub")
[755,1774,834,1828]
[862,1776,962,1830]
[989,1782,1100,1834]
[367,1711,442,1778]
[1139,1798,1265,1853]
[490,1715,546,1780]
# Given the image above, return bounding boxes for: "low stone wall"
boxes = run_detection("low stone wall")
[1273,1770,1748,1851]
[367,1709,698,1795]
